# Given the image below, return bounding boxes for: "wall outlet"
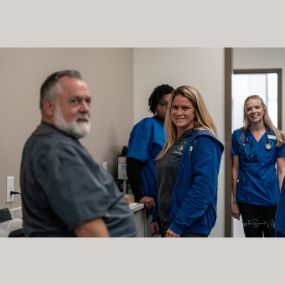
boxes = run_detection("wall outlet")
[6,176,14,203]
[102,161,108,170]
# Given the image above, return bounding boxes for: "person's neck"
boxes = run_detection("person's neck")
[177,130,183,139]
[176,126,193,139]
[249,121,265,133]
[42,116,54,125]
[155,115,165,124]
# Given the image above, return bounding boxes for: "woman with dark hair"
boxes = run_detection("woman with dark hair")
[231,95,285,237]
[127,84,174,236]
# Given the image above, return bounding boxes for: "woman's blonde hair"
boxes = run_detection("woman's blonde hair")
[157,85,217,159]
[243,95,284,146]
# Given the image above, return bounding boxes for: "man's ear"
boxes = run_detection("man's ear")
[43,99,55,118]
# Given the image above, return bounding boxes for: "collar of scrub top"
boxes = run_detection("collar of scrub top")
[242,129,275,162]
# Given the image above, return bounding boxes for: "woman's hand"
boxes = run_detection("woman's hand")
[151,222,160,236]
[231,201,240,220]
[165,229,180,237]
[139,196,155,209]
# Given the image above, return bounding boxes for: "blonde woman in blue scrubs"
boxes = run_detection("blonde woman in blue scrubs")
[231,95,285,237]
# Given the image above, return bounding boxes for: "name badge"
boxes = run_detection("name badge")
[268,135,276,140]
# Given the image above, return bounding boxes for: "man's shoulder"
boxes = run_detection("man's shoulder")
[25,123,82,156]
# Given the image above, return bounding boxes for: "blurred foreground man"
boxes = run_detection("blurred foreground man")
[20,70,137,237]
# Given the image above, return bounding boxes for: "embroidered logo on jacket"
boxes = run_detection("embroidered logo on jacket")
[173,142,186,156]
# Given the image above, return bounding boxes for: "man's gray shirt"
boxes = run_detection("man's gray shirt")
[20,122,137,237]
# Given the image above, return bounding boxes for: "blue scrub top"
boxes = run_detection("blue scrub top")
[231,128,285,206]
[127,117,165,200]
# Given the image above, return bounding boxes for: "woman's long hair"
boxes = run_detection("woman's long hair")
[243,95,284,146]
[157,85,217,159]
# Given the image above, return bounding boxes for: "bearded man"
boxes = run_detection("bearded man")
[20,70,137,237]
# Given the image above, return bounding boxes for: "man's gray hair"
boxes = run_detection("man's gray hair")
[39,70,82,111]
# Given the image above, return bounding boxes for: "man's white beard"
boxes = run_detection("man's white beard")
[53,105,91,139]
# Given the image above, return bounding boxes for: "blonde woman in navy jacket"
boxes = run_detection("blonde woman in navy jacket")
[156,86,224,237]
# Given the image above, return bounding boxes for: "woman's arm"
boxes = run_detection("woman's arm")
[126,157,144,202]
[126,157,154,208]
[231,155,240,220]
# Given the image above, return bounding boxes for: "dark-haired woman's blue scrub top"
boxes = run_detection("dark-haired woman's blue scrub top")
[231,128,285,206]
[127,117,165,218]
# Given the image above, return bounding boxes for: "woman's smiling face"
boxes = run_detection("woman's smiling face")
[171,95,195,135]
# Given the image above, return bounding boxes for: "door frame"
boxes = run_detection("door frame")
[224,48,233,237]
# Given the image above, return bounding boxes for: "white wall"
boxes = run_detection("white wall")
[234,48,285,129]
[133,48,225,237]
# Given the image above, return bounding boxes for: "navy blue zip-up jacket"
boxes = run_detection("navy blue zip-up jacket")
[275,177,285,237]
[169,130,224,236]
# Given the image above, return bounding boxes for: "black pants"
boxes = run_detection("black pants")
[238,202,277,237]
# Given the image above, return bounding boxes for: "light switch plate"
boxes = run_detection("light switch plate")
[6,176,14,203]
